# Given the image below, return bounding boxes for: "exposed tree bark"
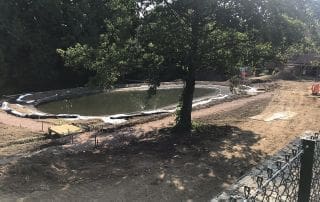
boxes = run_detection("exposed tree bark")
[174,7,200,133]
[175,71,195,132]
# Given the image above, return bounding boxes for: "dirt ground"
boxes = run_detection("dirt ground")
[0,123,49,158]
[0,111,52,133]
[0,80,319,201]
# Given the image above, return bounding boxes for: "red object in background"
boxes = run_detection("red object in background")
[312,84,320,95]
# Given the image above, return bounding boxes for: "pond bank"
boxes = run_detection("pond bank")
[1,82,234,124]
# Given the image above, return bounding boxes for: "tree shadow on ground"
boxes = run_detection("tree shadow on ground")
[0,124,267,201]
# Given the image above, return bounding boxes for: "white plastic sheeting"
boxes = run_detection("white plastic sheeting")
[192,94,229,107]
[16,93,35,104]
[239,85,265,96]
[1,102,10,111]
[2,84,232,124]
[1,102,27,117]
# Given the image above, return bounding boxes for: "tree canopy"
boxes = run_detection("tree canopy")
[0,0,110,94]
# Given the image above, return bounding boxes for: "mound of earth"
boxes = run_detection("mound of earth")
[273,69,298,80]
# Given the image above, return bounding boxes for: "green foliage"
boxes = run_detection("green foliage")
[0,0,317,95]
[57,0,155,88]
[56,0,171,90]
[0,0,110,94]
[57,44,91,69]
[281,40,320,61]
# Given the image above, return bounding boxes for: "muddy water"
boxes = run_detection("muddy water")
[37,87,219,116]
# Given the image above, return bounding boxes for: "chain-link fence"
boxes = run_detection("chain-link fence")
[214,132,320,202]
[308,134,320,202]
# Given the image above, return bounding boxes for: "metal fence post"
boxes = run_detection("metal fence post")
[298,138,316,202]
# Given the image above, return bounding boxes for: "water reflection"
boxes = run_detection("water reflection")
[38,88,218,116]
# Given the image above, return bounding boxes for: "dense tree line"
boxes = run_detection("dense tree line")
[1,0,320,131]
[0,0,110,94]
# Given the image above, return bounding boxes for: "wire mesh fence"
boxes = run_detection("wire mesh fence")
[309,134,320,202]
[214,131,320,202]
[242,149,302,201]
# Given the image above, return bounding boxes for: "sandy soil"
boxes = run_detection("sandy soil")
[0,80,319,201]
[0,123,50,158]
[202,80,320,155]
[0,111,52,133]
[134,92,273,133]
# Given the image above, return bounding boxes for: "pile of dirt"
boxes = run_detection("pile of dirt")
[273,69,298,80]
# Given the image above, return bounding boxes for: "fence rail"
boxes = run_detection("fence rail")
[214,132,320,202]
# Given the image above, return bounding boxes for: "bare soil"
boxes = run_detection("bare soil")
[0,111,52,133]
[0,123,49,158]
[0,80,319,201]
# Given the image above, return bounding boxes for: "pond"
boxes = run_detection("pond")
[37,87,220,116]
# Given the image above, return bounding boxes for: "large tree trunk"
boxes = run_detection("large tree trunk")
[175,72,195,132]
